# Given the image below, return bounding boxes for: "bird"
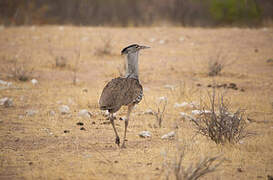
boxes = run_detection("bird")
[99,44,150,148]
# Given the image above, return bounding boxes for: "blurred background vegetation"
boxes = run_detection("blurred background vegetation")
[0,0,272,27]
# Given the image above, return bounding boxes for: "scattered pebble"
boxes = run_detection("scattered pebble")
[64,130,70,133]
[91,121,96,125]
[49,110,55,116]
[144,109,154,115]
[161,131,175,139]
[139,131,151,138]
[76,122,84,126]
[31,79,38,85]
[159,40,165,44]
[192,110,211,115]
[26,109,38,116]
[158,96,168,101]
[174,102,194,108]
[149,38,156,43]
[180,112,195,121]
[59,105,70,114]
[80,127,86,131]
[179,37,185,42]
[164,84,175,90]
[82,88,88,93]
[0,80,12,86]
[78,109,92,118]
[0,97,13,107]
[119,116,127,121]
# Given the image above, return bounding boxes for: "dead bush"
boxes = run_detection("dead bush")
[191,89,248,144]
[95,35,113,56]
[208,51,227,76]
[3,56,34,81]
[55,56,67,68]
[154,97,167,128]
[163,145,225,180]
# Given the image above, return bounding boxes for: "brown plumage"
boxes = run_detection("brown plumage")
[99,44,150,148]
[99,77,143,113]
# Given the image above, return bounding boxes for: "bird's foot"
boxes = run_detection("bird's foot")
[115,136,120,146]
[121,139,127,149]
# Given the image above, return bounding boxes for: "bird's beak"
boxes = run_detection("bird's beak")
[140,45,150,50]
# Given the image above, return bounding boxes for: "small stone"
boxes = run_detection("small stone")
[179,37,185,42]
[139,131,151,138]
[164,84,175,91]
[192,110,211,115]
[59,105,70,114]
[91,121,96,125]
[159,40,165,44]
[174,102,193,108]
[144,109,154,115]
[0,80,12,86]
[119,116,127,121]
[161,131,175,139]
[82,88,88,93]
[114,160,118,163]
[76,122,84,126]
[180,112,195,121]
[0,97,12,107]
[149,38,156,43]
[80,127,86,131]
[49,110,55,116]
[237,168,243,172]
[29,162,33,165]
[158,96,167,101]
[26,109,38,116]
[78,109,91,118]
[31,79,38,85]
[64,130,70,133]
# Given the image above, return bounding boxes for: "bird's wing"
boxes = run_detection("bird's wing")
[99,77,143,112]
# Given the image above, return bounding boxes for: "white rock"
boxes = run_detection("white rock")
[159,40,165,44]
[180,112,195,121]
[149,37,156,43]
[31,79,38,85]
[0,80,12,86]
[158,96,168,101]
[144,109,154,115]
[26,109,38,116]
[164,84,175,90]
[191,110,211,115]
[174,102,193,108]
[139,131,151,138]
[79,109,91,118]
[179,37,185,42]
[102,110,109,117]
[161,131,175,139]
[59,105,70,114]
[59,26,64,31]
[49,110,55,116]
[0,97,13,107]
[81,36,89,42]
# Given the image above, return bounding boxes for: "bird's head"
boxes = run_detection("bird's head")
[121,44,150,55]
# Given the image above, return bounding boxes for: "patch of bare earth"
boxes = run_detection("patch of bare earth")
[0,26,273,179]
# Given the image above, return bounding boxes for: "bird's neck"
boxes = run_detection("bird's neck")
[125,52,139,79]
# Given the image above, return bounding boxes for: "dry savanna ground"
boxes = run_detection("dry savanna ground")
[0,26,273,180]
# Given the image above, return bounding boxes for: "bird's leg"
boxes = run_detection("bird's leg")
[121,104,134,148]
[110,113,120,146]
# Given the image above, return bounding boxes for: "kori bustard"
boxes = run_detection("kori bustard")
[99,44,150,148]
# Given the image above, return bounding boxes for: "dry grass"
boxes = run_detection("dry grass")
[0,26,273,180]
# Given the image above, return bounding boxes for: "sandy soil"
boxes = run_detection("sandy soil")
[0,26,273,180]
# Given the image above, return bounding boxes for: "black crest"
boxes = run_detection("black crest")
[121,44,139,54]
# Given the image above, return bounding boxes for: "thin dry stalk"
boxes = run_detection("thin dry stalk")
[155,98,167,128]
